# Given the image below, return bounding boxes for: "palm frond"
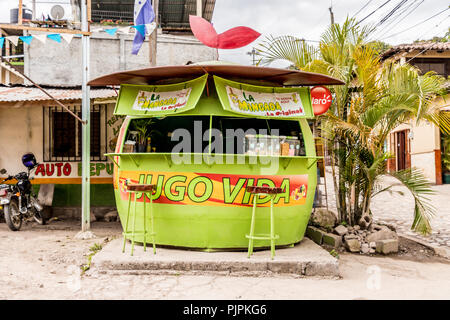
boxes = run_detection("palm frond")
[387,168,435,235]
[255,35,317,69]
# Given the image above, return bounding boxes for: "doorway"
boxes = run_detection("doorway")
[396,130,410,171]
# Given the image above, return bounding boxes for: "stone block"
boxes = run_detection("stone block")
[304,261,340,277]
[361,243,370,254]
[306,226,323,245]
[367,229,397,243]
[104,210,118,222]
[310,208,337,229]
[344,239,361,253]
[376,239,399,254]
[322,232,342,248]
[334,225,348,236]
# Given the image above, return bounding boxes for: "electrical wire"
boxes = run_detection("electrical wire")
[376,0,409,27]
[381,6,450,40]
[358,0,392,24]
[352,0,374,19]
[371,0,424,39]
[414,13,449,42]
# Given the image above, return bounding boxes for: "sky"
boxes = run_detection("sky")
[0,0,448,66]
[211,0,449,66]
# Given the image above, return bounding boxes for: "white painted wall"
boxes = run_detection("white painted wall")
[25,30,218,86]
[0,102,118,181]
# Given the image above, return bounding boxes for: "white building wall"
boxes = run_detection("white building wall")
[0,102,118,181]
[390,120,439,183]
[25,30,218,86]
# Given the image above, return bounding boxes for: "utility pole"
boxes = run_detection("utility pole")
[76,0,95,239]
[246,48,257,66]
[32,0,36,20]
[329,1,335,25]
[150,0,159,66]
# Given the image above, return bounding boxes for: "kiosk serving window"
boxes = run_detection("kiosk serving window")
[124,116,306,156]
[43,105,108,162]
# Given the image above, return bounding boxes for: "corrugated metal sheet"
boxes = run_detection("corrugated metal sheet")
[91,0,216,31]
[0,86,117,103]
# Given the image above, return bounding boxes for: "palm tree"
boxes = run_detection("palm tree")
[256,18,449,235]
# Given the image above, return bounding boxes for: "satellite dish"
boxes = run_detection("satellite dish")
[50,5,65,20]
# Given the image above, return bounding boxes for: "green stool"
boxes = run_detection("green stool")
[245,186,282,260]
[122,182,157,256]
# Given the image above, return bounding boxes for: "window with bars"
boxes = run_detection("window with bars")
[43,105,108,162]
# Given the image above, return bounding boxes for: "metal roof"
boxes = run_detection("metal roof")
[88,63,345,87]
[91,0,216,31]
[0,86,117,103]
[381,41,450,60]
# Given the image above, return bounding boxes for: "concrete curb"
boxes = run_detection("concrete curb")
[91,238,340,278]
[399,234,450,260]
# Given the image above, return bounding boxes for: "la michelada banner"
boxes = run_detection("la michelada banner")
[132,87,192,112]
[226,86,305,117]
[214,76,314,119]
[115,74,208,116]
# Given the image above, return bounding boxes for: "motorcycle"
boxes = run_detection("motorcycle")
[0,153,45,231]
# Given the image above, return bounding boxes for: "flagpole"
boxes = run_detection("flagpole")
[150,0,158,66]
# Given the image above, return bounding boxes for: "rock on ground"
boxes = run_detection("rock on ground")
[310,208,337,229]
[366,227,398,243]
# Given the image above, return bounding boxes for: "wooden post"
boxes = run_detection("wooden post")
[197,0,202,17]
[18,0,23,25]
[150,0,159,66]
[87,0,91,23]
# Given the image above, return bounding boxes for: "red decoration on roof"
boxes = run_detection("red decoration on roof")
[189,15,261,49]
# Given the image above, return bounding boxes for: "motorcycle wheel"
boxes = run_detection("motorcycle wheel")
[33,208,46,225]
[4,199,22,231]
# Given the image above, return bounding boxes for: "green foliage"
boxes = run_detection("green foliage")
[131,118,162,145]
[81,242,103,274]
[329,249,339,258]
[367,40,391,55]
[388,168,435,235]
[257,17,448,235]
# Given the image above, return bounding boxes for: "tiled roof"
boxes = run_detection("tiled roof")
[0,86,117,103]
[381,41,450,60]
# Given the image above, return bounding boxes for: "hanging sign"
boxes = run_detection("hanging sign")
[114,74,208,116]
[225,86,305,117]
[132,87,192,112]
[311,86,332,115]
[214,76,314,119]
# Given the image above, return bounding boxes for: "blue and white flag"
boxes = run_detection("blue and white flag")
[132,0,155,55]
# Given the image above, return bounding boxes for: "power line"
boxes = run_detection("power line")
[352,0,374,19]
[415,14,449,41]
[358,0,392,24]
[372,0,424,39]
[381,6,450,40]
[376,0,409,27]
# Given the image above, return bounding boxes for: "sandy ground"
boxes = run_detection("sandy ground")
[0,219,449,300]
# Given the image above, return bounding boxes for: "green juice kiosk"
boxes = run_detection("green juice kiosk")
[89,63,343,250]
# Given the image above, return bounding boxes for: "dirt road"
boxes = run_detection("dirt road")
[0,220,449,299]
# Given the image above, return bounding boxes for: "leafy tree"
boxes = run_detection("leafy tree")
[256,18,449,234]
